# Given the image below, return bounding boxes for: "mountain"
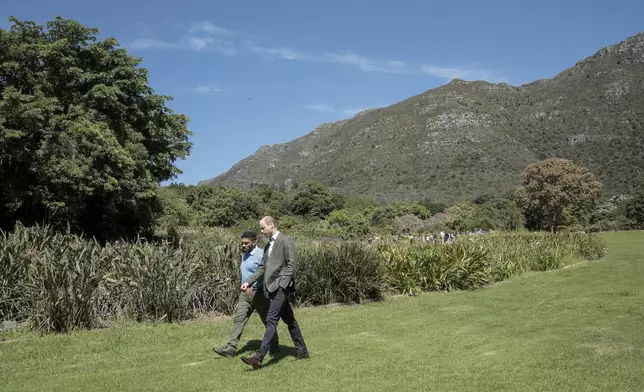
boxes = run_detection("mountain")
[202,33,644,202]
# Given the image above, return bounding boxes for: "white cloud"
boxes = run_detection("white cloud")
[246,42,409,73]
[131,36,235,55]
[190,83,231,94]
[186,36,213,51]
[131,21,236,55]
[305,103,335,112]
[245,41,311,60]
[131,38,179,50]
[323,53,409,73]
[132,21,507,82]
[188,21,233,35]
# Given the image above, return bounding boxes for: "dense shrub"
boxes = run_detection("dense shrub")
[295,242,384,306]
[0,224,110,332]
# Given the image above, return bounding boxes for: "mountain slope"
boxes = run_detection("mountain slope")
[203,33,644,202]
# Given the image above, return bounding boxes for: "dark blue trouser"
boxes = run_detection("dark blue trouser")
[255,287,307,361]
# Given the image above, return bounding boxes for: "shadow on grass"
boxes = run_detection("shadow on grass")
[237,339,300,369]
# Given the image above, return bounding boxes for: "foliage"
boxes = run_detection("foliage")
[184,186,261,227]
[391,202,430,219]
[0,224,110,332]
[326,209,371,239]
[381,231,606,295]
[445,202,479,231]
[380,242,490,295]
[476,198,525,231]
[295,242,384,305]
[253,184,290,217]
[625,192,644,229]
[394,214,427,234]
[105,242,200,323]
[472,193,495,205]
[289,182,345,219]
[1,225,606,333]
[420,200,448,215]
[443,198,523,233]
[520,158,602,232]
[371,202,430,231]
[0,17,192,241]
[155,185,195,233]
[0,226,605,331]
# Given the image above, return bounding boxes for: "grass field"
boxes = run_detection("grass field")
[1,231,642,392]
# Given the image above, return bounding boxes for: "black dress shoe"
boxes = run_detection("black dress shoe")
[296,351,310,360]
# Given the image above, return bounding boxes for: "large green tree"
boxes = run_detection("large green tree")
[520,158,602,232]
[290,182,345,219]
[185,186,261,228]
[0,17,191,240]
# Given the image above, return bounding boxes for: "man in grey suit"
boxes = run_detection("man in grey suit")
[240,216,309,369]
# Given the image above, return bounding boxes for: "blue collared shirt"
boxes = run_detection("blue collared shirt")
[241,246,264,290]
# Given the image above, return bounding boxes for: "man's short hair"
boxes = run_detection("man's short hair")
[260,216,278,228]
[241,231,258,241]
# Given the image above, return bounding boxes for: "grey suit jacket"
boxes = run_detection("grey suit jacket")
[246,233,296,296]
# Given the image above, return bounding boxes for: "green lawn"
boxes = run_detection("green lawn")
[1,232,643,392]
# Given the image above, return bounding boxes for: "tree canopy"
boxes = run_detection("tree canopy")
[290,182,346,219]
[520,158,602,232]
[0,17,192,240]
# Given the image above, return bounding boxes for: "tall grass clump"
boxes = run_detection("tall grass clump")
[1,224,111,332]
[0,223,44,323]
[464,232,606,281]
[380,241,490,295]
[295,241,384,306]
[105,241,200,323]
[190,241,242,315]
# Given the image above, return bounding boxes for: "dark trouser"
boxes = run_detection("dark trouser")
[254,287,307,361]
[226,290,278,352]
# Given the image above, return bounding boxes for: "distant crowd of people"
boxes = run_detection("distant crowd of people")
[366,229,490,244]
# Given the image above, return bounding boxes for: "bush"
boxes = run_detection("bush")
[625,193,644,229]
[380,232,606,294]
[327,210,371,239]
[295,242,384,305]
[380,241,490,294]
[0,224,110,332]
[105,242,200,323]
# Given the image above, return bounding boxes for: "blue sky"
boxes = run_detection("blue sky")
[3,0,644,184]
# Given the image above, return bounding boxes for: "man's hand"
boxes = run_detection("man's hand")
[244,288,253,296]
[240,283,249,291]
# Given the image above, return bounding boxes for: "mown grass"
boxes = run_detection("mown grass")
[1,231,642,391]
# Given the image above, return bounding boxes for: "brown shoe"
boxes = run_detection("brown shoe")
[296,351,310,360]
[240,356,262,369]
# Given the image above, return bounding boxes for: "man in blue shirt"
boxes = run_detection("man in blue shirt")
[213,231,279,358]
